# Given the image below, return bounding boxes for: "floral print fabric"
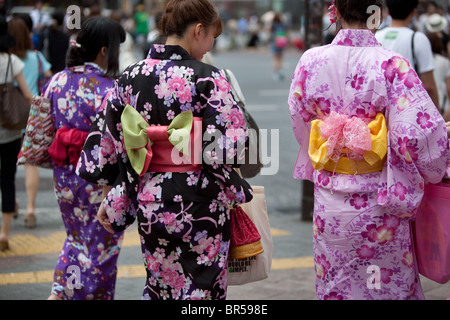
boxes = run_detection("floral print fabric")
[47,64,123,299]
[289,29,450,299]
[77,45,253,299]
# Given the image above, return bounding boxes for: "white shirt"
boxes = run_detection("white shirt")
[375,27,435,74]
[433,53,450,112]
[30,8,52,29]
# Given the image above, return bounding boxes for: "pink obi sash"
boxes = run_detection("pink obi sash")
[144,117,203,173]
[48,126,89,166]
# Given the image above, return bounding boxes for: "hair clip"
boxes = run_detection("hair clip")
[70,40,82,48]
[328,0,337,24]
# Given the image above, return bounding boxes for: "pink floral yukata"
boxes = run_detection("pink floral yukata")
[77,45,253,300]
[288,29,450,300]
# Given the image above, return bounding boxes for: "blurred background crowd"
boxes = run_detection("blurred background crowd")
[1,0,449,61]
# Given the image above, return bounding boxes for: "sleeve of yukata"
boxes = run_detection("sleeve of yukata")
[287,57,315,182]
[196,69,253,205]
[379,55,450,217]
[77,77,139,232]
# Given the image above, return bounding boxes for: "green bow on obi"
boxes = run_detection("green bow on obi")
[121,104,194,175]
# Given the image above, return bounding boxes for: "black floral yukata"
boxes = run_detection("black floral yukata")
[77,44,253,300]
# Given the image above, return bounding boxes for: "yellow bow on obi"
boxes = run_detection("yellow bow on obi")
[121,105,195,176]
[309,112,388,175]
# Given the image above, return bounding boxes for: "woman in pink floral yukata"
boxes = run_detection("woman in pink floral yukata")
[288,0,450,299]
[77,0,252,300]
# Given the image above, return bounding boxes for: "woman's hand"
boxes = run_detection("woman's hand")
[98,185,114,234]
[97,194,114,234]
[97,201,114,234]
[446,122,450,138]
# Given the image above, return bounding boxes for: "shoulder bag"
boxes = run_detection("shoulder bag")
[17,75,57,169]
[412,182,450,284]
[0,55,30,130]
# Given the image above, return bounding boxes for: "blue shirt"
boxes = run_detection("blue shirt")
[22,50,52,96]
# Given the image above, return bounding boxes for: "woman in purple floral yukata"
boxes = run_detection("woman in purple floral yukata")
[77,0,252,300]
[289,0,450,299]
[46,17,126,300]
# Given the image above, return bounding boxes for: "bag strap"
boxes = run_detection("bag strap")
[411,32,419,73]
[4,54,11,83]
[35,50,43,77]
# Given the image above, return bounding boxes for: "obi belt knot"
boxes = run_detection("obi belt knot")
[121,104,203,175]
[309,112,387,175]
[48,126,89,166]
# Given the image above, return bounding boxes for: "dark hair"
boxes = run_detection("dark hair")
[14,13,33,32]
[0,15,15,53]
[426,32,443,55]
[385,0,419,20]
[159,0,222,38]
[66,16,125,77]
[335,0,384,26]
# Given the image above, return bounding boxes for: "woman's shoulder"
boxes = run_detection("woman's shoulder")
[9,53,25,73]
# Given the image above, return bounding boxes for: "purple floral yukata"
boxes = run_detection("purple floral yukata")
[47,63,123,300]
[288,29,450,300]
[77,45,253,300]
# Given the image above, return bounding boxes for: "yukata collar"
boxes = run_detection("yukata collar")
[147,44,196,61]
[332,29,380,47]
[70,62,107,75]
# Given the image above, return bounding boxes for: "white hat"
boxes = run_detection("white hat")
[426,14,448,33]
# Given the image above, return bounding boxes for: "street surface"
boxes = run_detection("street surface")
[1,48,449,301]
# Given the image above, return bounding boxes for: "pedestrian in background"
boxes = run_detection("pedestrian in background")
[0,15,32,251]
[29,0,51,52]
[289,0,450,299]
[47,9,70,74]
[426,31,450,119]
[375,0,440,110]
[8,15,52,229]
[45,16,126,300]
[77,0,253,300]
[269,12,288,81]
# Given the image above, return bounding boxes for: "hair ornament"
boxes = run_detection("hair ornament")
[70,39,82,48]
[328,0,337,24]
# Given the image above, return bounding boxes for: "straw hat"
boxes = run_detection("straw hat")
[426,13,448,33]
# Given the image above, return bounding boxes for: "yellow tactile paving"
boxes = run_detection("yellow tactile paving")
[0,257,314,286]
[0,226,303,286]
[0,228,291,258]
[0,230,141,258]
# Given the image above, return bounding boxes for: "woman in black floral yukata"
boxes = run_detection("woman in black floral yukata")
[77,0,253,300]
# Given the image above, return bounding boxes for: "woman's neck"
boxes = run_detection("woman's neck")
[390,20,411,28]
[341,22,376,34]
[166,35,192,55]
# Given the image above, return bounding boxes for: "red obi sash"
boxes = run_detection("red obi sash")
[48,126,89,166]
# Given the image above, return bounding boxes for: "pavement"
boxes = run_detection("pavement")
[0,166,450,303]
